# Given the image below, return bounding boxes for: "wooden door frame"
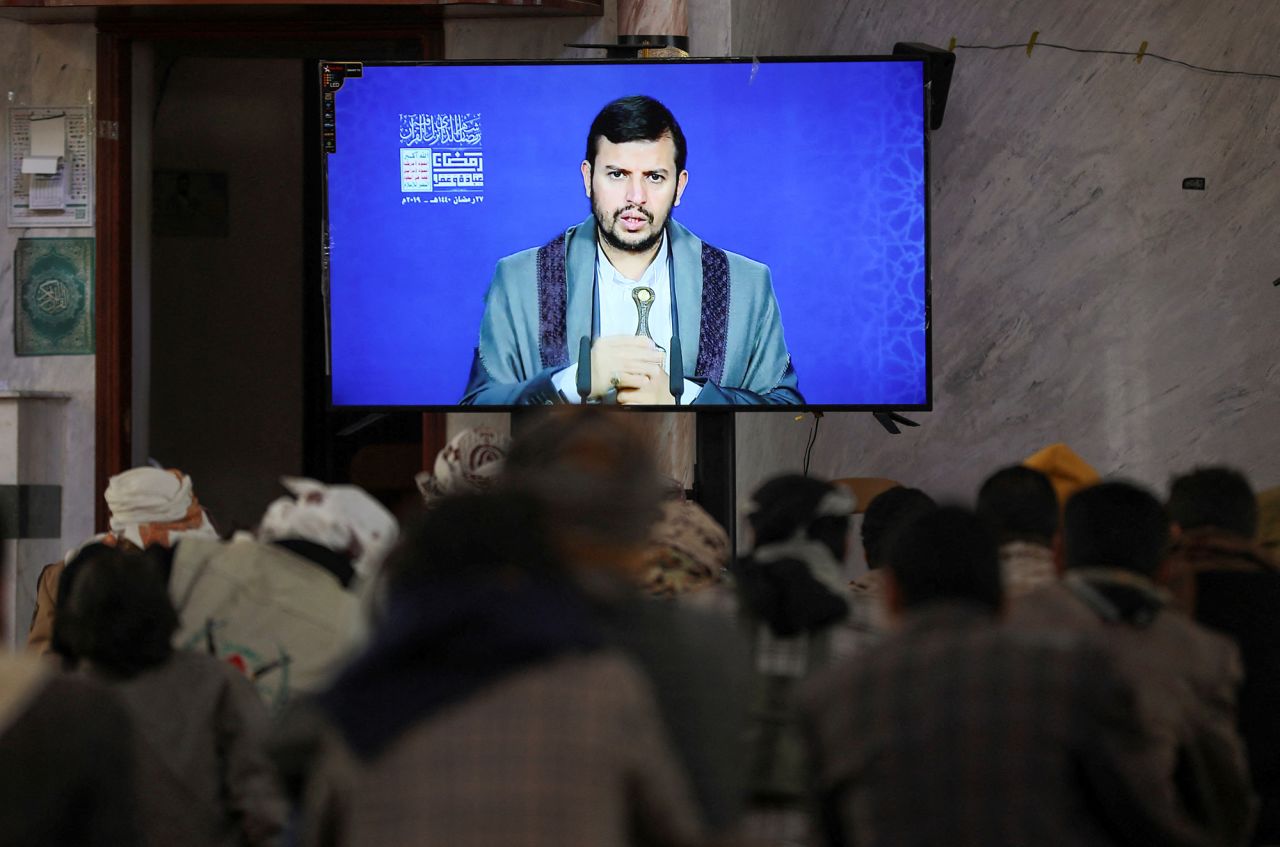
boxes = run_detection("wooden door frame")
[93,18,445,529]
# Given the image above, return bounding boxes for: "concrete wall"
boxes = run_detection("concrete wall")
[730,0,1280,518]
[0,21,98,638]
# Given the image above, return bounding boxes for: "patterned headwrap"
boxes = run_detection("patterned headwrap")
[643,500,731,597]
[415,427,512,504]
[259,477,399,578]
[102,467,218,549]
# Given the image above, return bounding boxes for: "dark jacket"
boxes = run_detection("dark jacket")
[100,650,286,847]
[1170,530,1280,844]
[0,657,142,847]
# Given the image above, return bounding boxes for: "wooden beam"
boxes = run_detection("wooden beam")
[94,30,132,532]
[4,0,603,10]
[1,1,602,25]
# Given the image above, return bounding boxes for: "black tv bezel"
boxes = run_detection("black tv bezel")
[320,55,932,414]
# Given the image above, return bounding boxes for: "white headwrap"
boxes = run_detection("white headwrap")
[103,467,218,549]
[107,467,194,527]
[258,477,398,578]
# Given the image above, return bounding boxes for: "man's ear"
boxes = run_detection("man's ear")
[883,568,905,621]
[1052,531,1066,576]
[581,160,592,198]
[674,170,689,207]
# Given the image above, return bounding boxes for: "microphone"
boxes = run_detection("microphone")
[668,335,684,403]
[576,336,592,401]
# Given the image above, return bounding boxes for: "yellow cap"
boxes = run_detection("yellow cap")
[1023,443,1101,506]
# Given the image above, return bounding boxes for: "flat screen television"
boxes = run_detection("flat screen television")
[322,57,929,410]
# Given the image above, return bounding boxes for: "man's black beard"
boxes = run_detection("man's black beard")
[592,200,666,255]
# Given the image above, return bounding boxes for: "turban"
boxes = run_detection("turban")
[259,478,398,578]
[415,427,511,503]
[643,500,731,596]
[103,467,217,549]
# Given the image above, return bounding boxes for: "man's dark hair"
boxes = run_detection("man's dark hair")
[748,474,851,561]
[976,465,1059,545]
[886,506,1002,614]
[585,95,687,174]
[53,543,177,678]
[383,489,561,592]
[500,409,664,550]
[1063,481,1169,576]
[1167,466,1258,539]
[861,486,936,568]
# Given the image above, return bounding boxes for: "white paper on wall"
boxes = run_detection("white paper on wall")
[8,107,93,227]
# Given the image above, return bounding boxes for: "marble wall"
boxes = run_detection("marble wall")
[730,0,1280,525]
[0,21,98,641]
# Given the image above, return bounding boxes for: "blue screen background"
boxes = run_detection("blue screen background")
[327,60,927,406]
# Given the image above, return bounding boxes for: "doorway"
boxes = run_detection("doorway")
[96,22,440,529]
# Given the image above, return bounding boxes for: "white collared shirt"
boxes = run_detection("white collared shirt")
[553,231,701,404]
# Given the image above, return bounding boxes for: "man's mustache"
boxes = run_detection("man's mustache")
[612,206,654,224]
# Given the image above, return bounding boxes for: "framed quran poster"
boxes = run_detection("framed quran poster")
[14,237,95,356]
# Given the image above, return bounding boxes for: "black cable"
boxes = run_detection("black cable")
[802,412,822,477]
[954,41,1280,82]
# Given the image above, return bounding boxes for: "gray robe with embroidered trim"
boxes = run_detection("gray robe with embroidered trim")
[460,216,803,405]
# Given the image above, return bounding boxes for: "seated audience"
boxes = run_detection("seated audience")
[1008,481,1253,846]
[849,485,935,634]
[297,490,700,847]
[802,506,1216,847]
[498,410,751,839]
[976,464,1059,599]
[734,474,855,845]
[1167,467,1280,844]
[27,466,218,653]
[53,543,285,847]
[164,478,397,713]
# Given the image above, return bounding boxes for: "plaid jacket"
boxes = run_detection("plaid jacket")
[800,604,1214,847]
[1008,574,1250,822]
[301,650,702,847]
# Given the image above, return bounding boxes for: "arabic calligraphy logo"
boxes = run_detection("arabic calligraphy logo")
[22,252,85,338]
[37,278,71,315]
[399,112,482,147]
[399,112,484,196]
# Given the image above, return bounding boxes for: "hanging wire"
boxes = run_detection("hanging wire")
[953,41,1280,82]
[802,412,823,477]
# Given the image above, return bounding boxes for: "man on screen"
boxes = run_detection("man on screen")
[460,95,803,406]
